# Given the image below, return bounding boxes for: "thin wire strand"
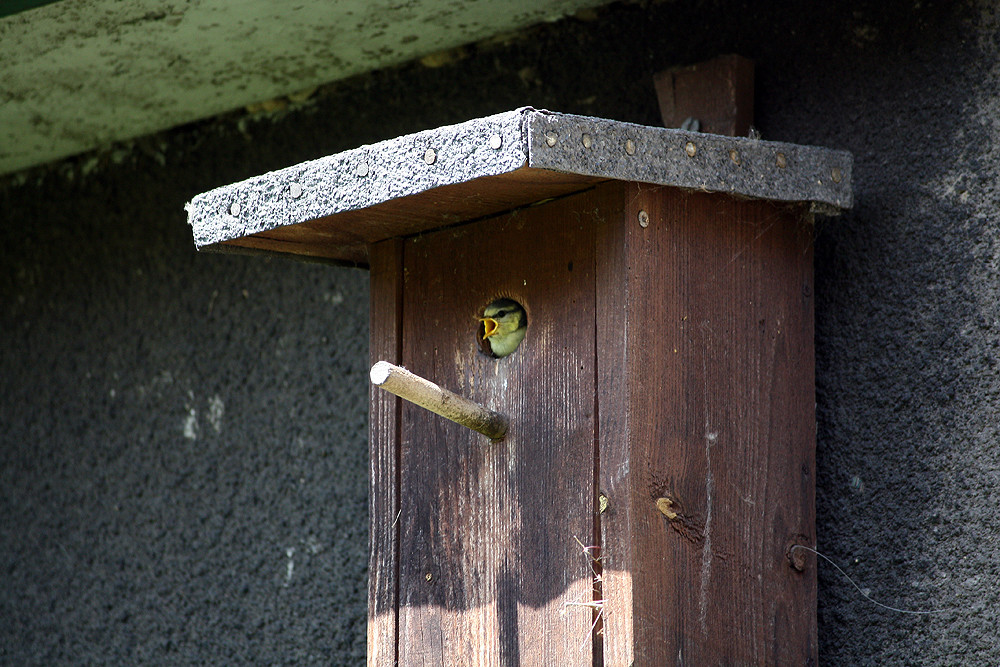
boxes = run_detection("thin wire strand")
[792,545,955,616]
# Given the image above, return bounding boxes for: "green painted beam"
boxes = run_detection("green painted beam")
[0,0,612,176]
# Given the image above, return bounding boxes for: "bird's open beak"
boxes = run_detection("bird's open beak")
[481,317,499,339]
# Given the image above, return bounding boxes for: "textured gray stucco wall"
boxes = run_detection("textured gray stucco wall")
[0,176,372,662]
[2,0,998,664]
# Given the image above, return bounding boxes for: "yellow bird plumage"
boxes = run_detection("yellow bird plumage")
[480,299,527,357]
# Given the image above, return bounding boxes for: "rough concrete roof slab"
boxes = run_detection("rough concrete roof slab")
[186,108,853,265]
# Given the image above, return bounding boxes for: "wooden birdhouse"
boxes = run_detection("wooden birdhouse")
[186,106,852,665]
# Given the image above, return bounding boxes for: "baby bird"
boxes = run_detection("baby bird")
[480,299,527,357]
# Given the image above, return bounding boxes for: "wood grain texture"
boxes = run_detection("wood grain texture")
[591,183,635,666]
[595,181,817,665]
[217,167,605,266]
[654,54,755,137]
[368,239,403,667]
[396,195,600,666]
[369,181,816,664]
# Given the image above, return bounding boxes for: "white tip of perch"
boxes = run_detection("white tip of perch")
[370,361,393,385]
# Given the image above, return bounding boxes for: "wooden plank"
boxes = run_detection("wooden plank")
[654,54,755,137]
[368,238,404,667]
[395,192,600,665]
[218,233,368,266]
[210,167,605,266]
[591,182,634,665]
[596,182,817,664]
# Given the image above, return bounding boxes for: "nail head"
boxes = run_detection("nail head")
[545,131,558,147]
[356,162,369,177]
[289,182,303,198]
[489,133,503,150]
[638,210,650,228]
[831,167,843,183]
[625,138,636,155]
[229,201,241,216]
[685,141,697,157]
[729,149,740,165]
[581,133,593,149]
[423,149,437,165]
[776,152,787,169]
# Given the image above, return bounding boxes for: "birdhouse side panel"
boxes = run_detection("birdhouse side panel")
[596,183,817,664]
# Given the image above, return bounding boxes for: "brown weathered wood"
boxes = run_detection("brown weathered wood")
[369,182,818,663]
[368,238,403,667]
[395,195,600,665]
[654,54,755,136]
[591,182,634,664]
[595,181,817,664]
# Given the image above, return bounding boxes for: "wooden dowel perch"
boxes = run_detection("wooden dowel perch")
[369,361,509,440]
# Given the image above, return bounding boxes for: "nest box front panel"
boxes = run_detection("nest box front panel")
[369,180,819,664]
[395,194,600,664]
